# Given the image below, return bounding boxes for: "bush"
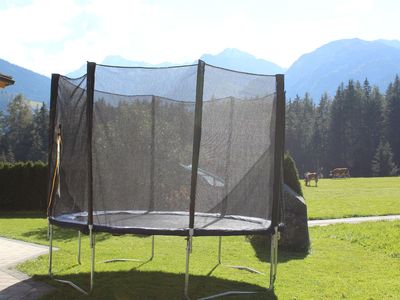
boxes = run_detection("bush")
[0,161,48,211]
[248,153,305,253]
[284,152,303,196]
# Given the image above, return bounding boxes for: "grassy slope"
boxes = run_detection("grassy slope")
[0,214,399,299]
[302,177,400,219]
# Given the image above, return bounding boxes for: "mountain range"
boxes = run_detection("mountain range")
[285,38,400,99]
[1,38,400,111]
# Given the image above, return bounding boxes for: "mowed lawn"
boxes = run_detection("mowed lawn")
[0,213,399,299]
[303,177,400,220]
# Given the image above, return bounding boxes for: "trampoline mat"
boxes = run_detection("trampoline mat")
[50,211,272,236]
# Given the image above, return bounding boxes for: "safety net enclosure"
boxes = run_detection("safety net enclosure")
[47,61,285,237]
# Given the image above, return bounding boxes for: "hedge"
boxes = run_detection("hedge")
[0,155,302,211]
[0,161,48,211]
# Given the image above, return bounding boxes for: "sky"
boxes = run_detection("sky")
[0,0,399,76]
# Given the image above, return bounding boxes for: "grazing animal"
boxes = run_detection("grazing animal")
[304,172,318,187]
[330,168,350,178]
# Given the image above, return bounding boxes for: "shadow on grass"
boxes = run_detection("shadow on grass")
[33,269,277,300]
[0,276,55,299]
[20,226,80,242]
[21,226,113,243]
[248,236,309,263]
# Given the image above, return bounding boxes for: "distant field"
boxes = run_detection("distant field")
[303,177,400,220]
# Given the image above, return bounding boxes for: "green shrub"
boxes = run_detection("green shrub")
[284,152,303,196]
[0,161,48,211]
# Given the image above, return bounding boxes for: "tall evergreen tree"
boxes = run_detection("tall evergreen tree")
[311,93,331,176]
[344,80,364,176]
[30,103,49,161]
[285,94,315,175]
[385,75,400,167]
[371,139,399,176]
[328,80,364,176]
[328,83,346,169]
[358,81,384,176]
[300,93,316,173]
[285,95,303,169]
[5,94,33,161]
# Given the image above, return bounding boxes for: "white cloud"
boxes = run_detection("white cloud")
[0,0,81,75]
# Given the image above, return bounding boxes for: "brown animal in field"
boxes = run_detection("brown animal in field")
[304,172,318,187]
[330,168,350,178]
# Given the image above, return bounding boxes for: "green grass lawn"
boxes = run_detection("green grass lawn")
[302,177,400,219]
[0,213,399,299]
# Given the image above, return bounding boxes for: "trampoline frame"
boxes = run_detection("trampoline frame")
[47,61,285,298]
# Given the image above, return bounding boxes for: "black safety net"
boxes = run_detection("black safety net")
[49,75,88,221]
[48,61,283,236]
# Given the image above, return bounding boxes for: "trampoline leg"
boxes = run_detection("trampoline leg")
[199,228,280,300]
[50,225,95,295]
[216,236,263,274]
[217,236,222,264]
[150,235,155,261]
[47,222,50,240]
[89,225,95,293]
[100,235,155,263]
[268,226,279,291]
[48,223,53,278]
[77,231,82,265]
[184,231,193,299]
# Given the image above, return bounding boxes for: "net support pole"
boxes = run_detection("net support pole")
[272,74,285,227]
[189,59,205,229]
[149,95,155,211]
[47,74,60,219]
[86,62,96,228]
[268,74,285,290]
[185,59,205,299]
[47,80,61,275]
[86,62,96,293]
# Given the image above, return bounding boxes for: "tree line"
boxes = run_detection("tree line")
[286,75,400,178]
[0,94,48,162]
[1,74,399,180]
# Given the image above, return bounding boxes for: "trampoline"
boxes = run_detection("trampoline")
[47,60,285,298]
[51,210,271,236]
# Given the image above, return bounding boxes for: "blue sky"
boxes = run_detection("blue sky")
[0,0,398,76]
